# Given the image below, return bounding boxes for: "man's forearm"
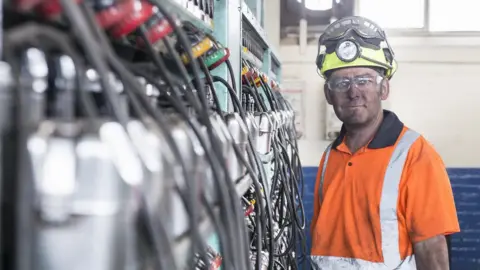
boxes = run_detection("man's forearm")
[414,235,449,270]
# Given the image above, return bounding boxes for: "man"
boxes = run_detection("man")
[310,16,460,270]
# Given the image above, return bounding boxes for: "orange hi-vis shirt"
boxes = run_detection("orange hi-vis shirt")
[310,110,460,270]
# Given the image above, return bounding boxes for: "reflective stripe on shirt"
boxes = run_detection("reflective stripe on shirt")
[311,129,421,270]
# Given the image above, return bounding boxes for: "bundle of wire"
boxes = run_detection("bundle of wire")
[240,59,307,270]
[0,0,305,269]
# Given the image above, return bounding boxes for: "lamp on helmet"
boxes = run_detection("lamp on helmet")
[315,16,398,79]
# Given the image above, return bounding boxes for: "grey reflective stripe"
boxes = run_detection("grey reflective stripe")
[380,129,420,267]
[319,143,333,203]
[310,255,416,270]
[310,256,417,270]
[315,129,420,269]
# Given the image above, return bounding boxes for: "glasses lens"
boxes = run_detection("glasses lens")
[328,76,379,92]
[353,76,375,90]
[328,78,351,92]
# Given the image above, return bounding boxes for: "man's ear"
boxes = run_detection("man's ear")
[324,84,333,105]
[380,79,390,100]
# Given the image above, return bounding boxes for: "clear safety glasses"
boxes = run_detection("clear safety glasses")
[327,75,383,93]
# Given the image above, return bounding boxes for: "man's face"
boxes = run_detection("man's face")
[324,67,388,127]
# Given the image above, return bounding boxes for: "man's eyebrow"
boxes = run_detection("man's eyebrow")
[331,73,374,80]
[355,73,375,77]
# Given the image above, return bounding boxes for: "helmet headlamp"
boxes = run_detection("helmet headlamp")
[335,40,359,62]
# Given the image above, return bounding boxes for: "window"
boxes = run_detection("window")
[429,0,480,32]
[296,0,333,11]
[357,0,425,29]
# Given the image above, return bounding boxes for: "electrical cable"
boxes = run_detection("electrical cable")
[163,34,252,270]
[270,128,304,251]
[196,58,224,116]
[126,66,238,269]
[243,85,267,112]
[143,8,252,270]
[3,1,306,269]
[211,74,278,270]
[1,23,104,270]
[188,42,270,270]
[209,75,266,269]
[2,23,98,120]
[131,22,246,268]
[58,0,129,126]
[272,93,307,264]
[239,55,306,268]
[76,3,209,268]
[133,28,235,268]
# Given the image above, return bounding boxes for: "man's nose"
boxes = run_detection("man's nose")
[347,84,361,99]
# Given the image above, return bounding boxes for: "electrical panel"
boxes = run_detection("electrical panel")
[0,0,305,269]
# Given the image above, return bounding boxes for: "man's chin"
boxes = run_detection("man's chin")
[341,114,369,126]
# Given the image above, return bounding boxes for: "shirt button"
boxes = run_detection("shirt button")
[348,162,353,166]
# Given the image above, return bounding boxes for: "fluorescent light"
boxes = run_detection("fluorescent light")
[297,0,333,11]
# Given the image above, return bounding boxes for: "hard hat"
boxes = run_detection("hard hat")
[315,16,398,79]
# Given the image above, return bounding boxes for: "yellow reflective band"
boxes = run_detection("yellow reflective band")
[320,46,397,78]
[181,37,214,64]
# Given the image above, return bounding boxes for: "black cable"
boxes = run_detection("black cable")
[212,75,277,270]
[238,63,306,266]
[134,26,236,268]
[241,60,270,111]
[270,135,303,257]
[240,65,267,112]
[203,72,267,270]
[168,40,252,270]
[77,3,207,268]
[196,58,225,115]
[269,124,306,265]
[226,59,237,93]
[133,23,246,268]
[1,23,101,270]
[58,0,129,126]
[137,197,177,269]
[146,8,251,270]
[127,66,237,270]
[2,23,98,120]
[243,85,267,112]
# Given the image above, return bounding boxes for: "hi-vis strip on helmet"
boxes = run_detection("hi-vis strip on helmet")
[315,16,398,79]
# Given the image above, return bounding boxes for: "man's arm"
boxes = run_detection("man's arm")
[414,235,449,270]
[402,138,460,269]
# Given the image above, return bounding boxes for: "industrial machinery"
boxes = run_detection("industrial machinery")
[0,0,305,269]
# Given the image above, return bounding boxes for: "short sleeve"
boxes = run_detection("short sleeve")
[404,139,460,243]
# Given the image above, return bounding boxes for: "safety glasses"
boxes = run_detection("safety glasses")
[327,75,383,93]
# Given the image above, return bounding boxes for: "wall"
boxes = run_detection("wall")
[282,37,480,269]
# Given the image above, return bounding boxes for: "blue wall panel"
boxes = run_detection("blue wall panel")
[300,167,480,270]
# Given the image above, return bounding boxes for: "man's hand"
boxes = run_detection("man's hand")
[414,235,449,270]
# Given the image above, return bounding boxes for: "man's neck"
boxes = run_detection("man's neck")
[344,111,384,153]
